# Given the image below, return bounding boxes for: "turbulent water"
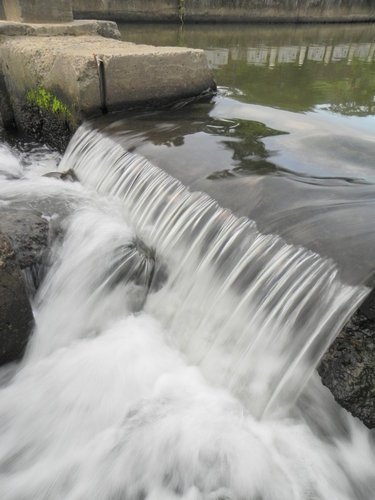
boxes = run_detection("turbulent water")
[0,133,374,499]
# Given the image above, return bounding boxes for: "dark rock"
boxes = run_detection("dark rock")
[0,233,33,365]
[43,169,78,182]
[359,288,375,320]
[0,72,15,130]
[17,101,74,153]
[318,301,375,428]
[105,237,168,312]
[0,209,50,293]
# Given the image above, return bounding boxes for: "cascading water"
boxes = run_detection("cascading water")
[0,128,374,499]
[60,125,368,417]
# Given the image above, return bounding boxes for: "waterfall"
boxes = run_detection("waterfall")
[0,129,373,499]
[60,124,368,418]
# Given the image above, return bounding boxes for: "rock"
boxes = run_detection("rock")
[0,71,15,130]
[0,210,50,293]
[318,296,375,428]
[0,233,33,365]
[359,288,375,320]
[43,169,78,182]
[105,237,168,312]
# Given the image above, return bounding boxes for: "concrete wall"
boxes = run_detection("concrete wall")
[185,0,375,23]
[73,0,179,22]
[3,0,73,23]
[73,0,375,23]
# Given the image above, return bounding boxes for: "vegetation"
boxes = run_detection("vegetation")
[26,87,74,121]
[178,0,185,23]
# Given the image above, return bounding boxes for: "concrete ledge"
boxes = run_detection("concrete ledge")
[0,35,215,150]
[0,20,121,39]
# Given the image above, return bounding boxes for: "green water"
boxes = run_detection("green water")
[120,23,375,113]
[101,23,375,282]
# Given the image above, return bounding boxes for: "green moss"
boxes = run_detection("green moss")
[26,87,73,122]
[178,0,185,23]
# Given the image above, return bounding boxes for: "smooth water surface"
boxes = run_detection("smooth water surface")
[115,23,375,283]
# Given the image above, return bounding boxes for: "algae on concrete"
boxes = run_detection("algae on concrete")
[26,87,74,123]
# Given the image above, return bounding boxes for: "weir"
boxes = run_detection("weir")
[60,124,369,417]
[0,122,374,499]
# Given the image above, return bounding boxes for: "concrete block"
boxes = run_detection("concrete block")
[3,0,73,23]
[0,36,215,149]
[0,20,121,39]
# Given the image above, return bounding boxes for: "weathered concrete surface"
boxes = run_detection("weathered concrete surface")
[0,20,121,39]
[73,0,179,22]
[0,233,33,366]
[184,0,375,23]
[0,35,215,150]
[3,0,73,23]
[73,0,375,23]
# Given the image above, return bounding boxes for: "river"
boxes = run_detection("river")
[116,22,375,284]
[0,22,374,500]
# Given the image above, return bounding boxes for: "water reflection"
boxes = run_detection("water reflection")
[120,23,375,115]
[206,42,375,69]
[107,23,375,284]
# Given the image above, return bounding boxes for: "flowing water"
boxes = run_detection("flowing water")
[116,22,375,284]
[0,23,375,500]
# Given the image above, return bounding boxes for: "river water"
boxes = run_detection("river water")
[0,23,374,500]
[117,22,375,284]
